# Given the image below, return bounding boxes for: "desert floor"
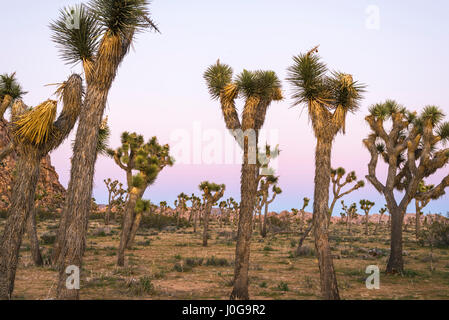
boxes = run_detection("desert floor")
[2,216,449,300]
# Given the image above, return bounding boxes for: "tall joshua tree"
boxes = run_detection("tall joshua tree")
[415,181,433,240]
[329,168,364,222]
[360,200,375,236]
[50,1,159,299]
[199,181,225,247]
[0,74,83,300]
[204,61,282,299]
[287,47,365,299]
[107,133,174,266]
[364,101,449,273]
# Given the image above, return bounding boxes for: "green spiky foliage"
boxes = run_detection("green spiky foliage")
[0,73,27,120]
[364,101,449,273]
[287,47,365,300]
[360,199,375,235]
[109,132,174,266]
[50,0,159,83]
[199,181,225,247]
[329,167,364,223]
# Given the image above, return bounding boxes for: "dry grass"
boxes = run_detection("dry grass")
[2,217,449,300]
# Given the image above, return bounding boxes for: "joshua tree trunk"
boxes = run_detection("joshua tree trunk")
[365,213,369,236]
[386,206,404,274]
[127,211,143,249]
[105,193,112,226]
[0,149,40,300]
[374,215,382,235]
[415,202,421,241]
[117,188,143,266]
[261,202,269,238]
[27,207,43,266]
[193,210,198,233]
[202,202,213,247]
[312,137,340,300]
[0,95,12,120]
[55,88,106,299]
[296,222,313,253]
[230,162,258,300]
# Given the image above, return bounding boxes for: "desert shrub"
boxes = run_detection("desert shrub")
[137,239,151,247]
[0,210,7,219]
[267,216,290,233]
[127,276,155,296]
[185,257,204,267]
[294,245,315,257]
[140,213,190,230]
[205,256,229,266]
[276,281,289,291]
[40,232,56,245]
[36,210,58,221]
[263,245,275,252]
[419,221,449,247]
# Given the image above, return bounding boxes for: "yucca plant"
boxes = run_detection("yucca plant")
[287,47,365,299]
[199,181,225,247]
[341,201,358,234]
[108,133,174,266]
[174,193,190,228]
[360,199,375,235]
[0,74,83,300]
[295,197,315,253]
[50,0,159,299]
[364,101,449,273]
[204,61,282,300]
[0,73,27,120]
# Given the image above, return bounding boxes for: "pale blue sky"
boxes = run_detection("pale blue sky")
[1,1,448,215]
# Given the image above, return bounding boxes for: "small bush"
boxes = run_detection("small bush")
[205,256,229,266]
[127,276,155,296]
[277,281,289,291]
[40,232,56,245]
[140,213,190,231]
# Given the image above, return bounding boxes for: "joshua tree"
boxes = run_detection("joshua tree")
[199,181,225,247]
[329,168,364,222]
[108,133,173,266]
[415,181,433,240]
[341,201,358,235]
[295,198,313,253]
[159,201,168,216]
[104,178,127,225]
[227,197,240,230]
[51,1,160,299]
[374,206,388,234]
[190,195,201,233]
[259,179,282,238]
[360,200,375,236]
[364,101,449,273]
[0,74,83,300]
[175,193,190,227]
[218,200,228,228]
[287,47,365,299]
[204,61,282,299]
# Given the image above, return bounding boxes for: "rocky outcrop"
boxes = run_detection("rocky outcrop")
[0,119,66,211]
